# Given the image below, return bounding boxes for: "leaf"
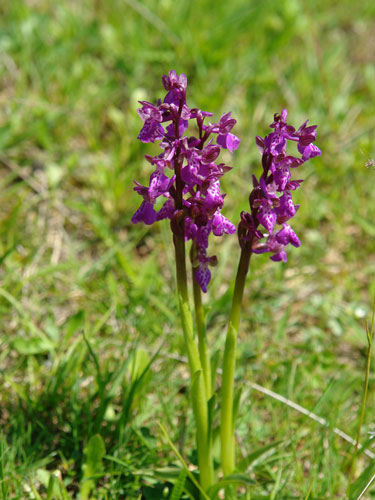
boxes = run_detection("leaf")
[133,467,199,500]
[0,244,16,265]
[45,316,60,342]
[210,349,221,392]
[207,394,216,446]
[348,461,375,499]
[13,337,54,355]
[36,469,50,489]
[64,310,84,340]
[191,369,202,388]
[80,434,106,500]
[237,440,283,472]
[232,387,242,432]
[157,422,210,500]
[27,477,43,500]
[207,473,256,498]
[128,348,151,383]
[170,468,188,500]
[304,475,316,500]
[46,475,59,500]
[84,434,106,468]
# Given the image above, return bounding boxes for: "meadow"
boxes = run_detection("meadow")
[1,0,375,498]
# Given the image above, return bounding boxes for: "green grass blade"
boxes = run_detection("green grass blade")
[170,467,188,500]
[157,422,211,500]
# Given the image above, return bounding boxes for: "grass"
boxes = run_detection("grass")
[1,0,375,498]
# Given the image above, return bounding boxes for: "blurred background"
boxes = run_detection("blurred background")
[1,0,375,498]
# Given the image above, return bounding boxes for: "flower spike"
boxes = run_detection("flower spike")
[239,109,321,261]
[132,70,240,291]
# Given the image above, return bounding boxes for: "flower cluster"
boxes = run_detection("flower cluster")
[238,109,320,262]
[131,70,240,292]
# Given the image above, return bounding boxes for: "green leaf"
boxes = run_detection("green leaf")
[13,337,54,355]
[232,387,242,432]
[237,440,283,472]
[304,475,316,500]
[27,477,43,500]
[80,434,106,500]
[46,474,59,500]
[0,244,16,265]
[191,369,202,387]
[128,348,151,383]
[36,469,50,489]
[210,349,221,392]
[133,467,199,500]
[45,316,60,342]
[64,310,84,340]
[170,468,187,500]
[207,473,256,498]
[348,461,375,499]
[157,423,210,500]
[207,394,216,446]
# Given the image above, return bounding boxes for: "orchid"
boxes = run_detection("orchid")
[221,109,320,476]
[132,70,239,292]
[238,109,321,262]
[132,72,321,494]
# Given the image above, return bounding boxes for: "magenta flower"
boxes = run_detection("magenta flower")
[239,109,320,261]
[132,70,240,291]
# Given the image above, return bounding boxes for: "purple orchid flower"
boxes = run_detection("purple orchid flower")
[239,109,320,262]
[132,70,240,291]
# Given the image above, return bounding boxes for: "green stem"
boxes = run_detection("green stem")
[220,240,252,475]
[191,245,213,400]
[174,233,214,491]
[347,290,375,492]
